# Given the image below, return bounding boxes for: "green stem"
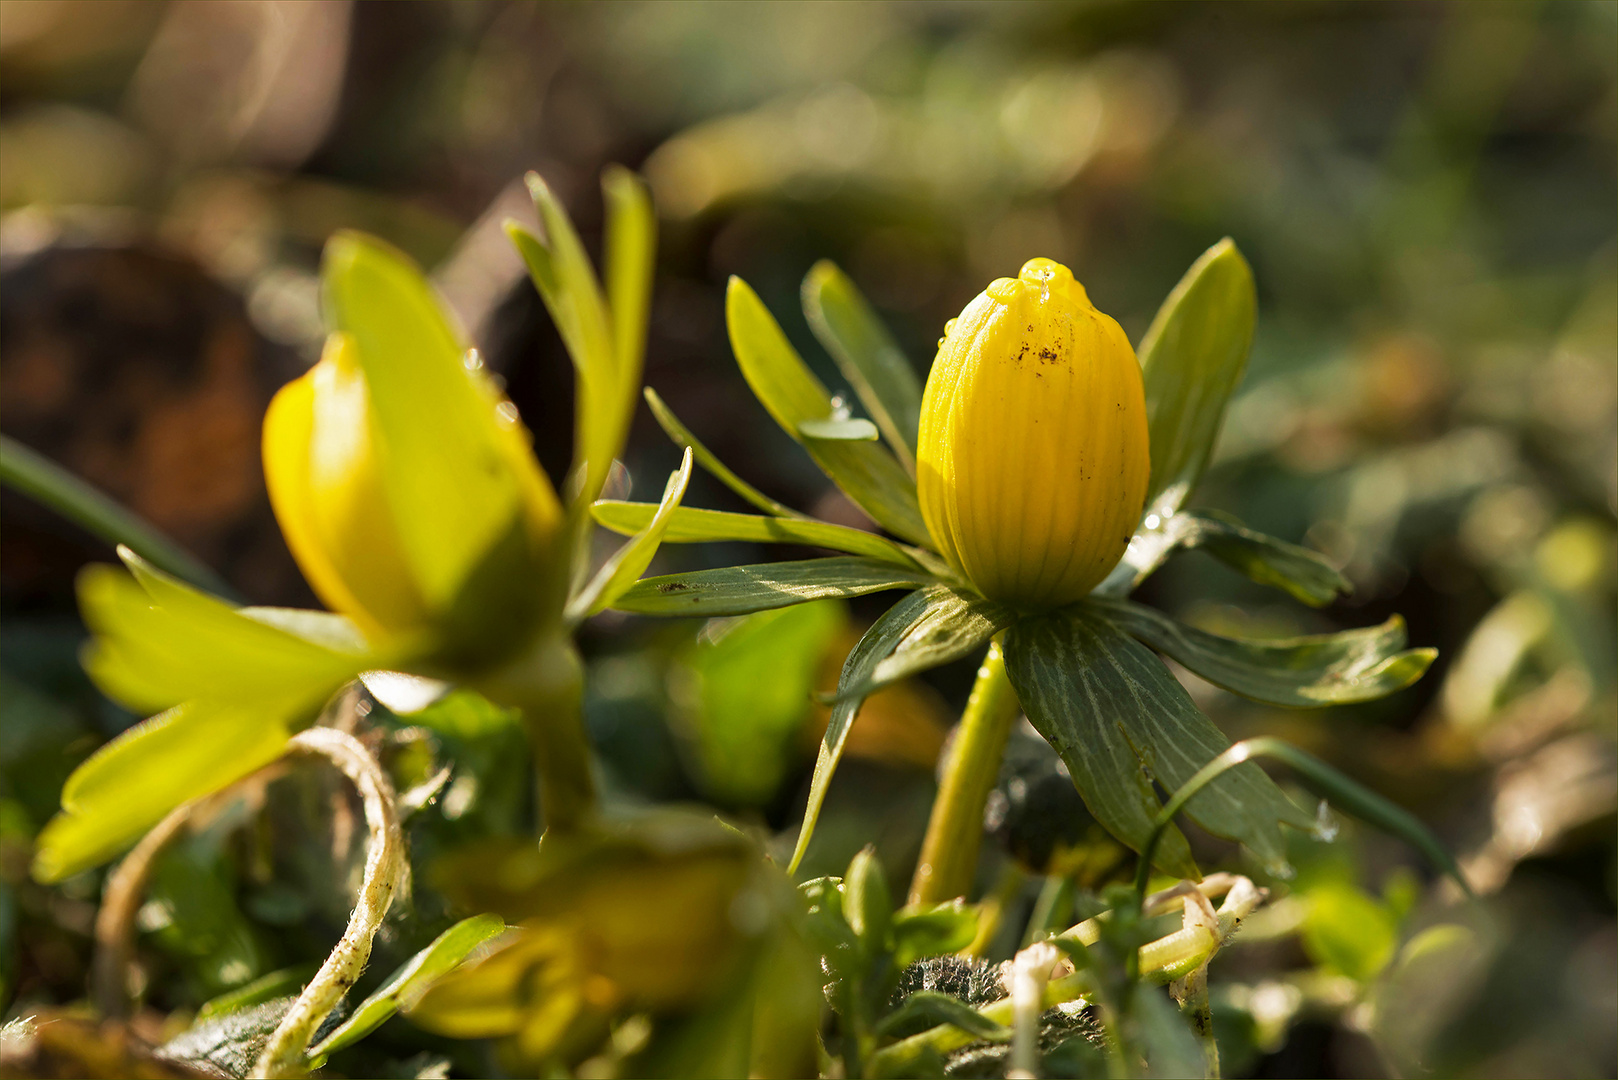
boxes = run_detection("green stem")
[480,633,596,832]
[908,637,1020,906]
[0,434,236,598]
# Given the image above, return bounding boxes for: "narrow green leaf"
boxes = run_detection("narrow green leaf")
[602,166,654,402]
[1008,608,1316,876]
[34,701,297,882]
[0,434,234,598]
[1091,598,1435,707]
[1191,511,1349,605]
[1138,239,1257,519]
[592,501,922,568]
[322,232,525,608]
[789,586,950,873]
[827,588,1012,702]
[509,172,618,505]
[1098,509,1348,606]
[309,914,508,1063]
[79,548,371,716]
[802,260,923,469]
[644,388,805,519]
[726,277,931,545]
[876,991,1012,1042]
[197,964,319,1021]
[568,448,693,621]
[613,558,931,617]
[799,417,880,441]
[1134,737,1472,908]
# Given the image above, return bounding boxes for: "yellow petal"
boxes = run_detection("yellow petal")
[917,258,1149,609]
[263,334,429,637]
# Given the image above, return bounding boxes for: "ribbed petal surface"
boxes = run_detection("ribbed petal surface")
[917,259,1149,609]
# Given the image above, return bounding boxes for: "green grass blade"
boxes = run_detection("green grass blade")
[1,434,234,598]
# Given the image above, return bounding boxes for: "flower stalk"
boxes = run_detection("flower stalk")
[478,633,595,832]
[908,637,1021,905]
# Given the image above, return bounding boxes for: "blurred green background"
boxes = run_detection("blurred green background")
[1,2,1613,1077]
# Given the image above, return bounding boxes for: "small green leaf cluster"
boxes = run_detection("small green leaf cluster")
[801,846,985,1078]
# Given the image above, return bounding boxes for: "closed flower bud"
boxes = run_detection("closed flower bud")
[263,237,563,651]
[917,258,1149,609]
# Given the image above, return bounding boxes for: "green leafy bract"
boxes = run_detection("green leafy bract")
[644,388,805,519]
[1100,509,1349,606]
[1093,599,1435,707]
[827,588,1012,702]
[78,548,370,716]
[799,417,880,441]
[613,558,933,617]
[789,585,975,873]
[322,232,526,609]
[1004,605,1315,876]
[34,701,298,882]
[1137,238,1257,520]
[592,501,922,568]
[801,260,923,470]
[725,277,930,545]
[568,449,693,621]
[508,174,621,509]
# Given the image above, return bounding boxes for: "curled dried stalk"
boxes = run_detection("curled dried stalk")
[94,799,209,1018]
[253,727,406,1079]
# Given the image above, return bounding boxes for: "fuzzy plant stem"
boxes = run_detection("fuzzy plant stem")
[253,728,406,1079]
[908,638,1021,905]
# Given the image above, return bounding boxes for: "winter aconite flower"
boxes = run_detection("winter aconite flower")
[36,170,667,883]
[917,258,1149,609]
[594,242,1435,892]
[263,235,565,658]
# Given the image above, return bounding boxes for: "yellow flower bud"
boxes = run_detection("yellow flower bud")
[917,258,1149,609]
[263,332,561,645]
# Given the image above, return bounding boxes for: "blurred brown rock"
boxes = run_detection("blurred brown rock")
[0,241,313,607]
